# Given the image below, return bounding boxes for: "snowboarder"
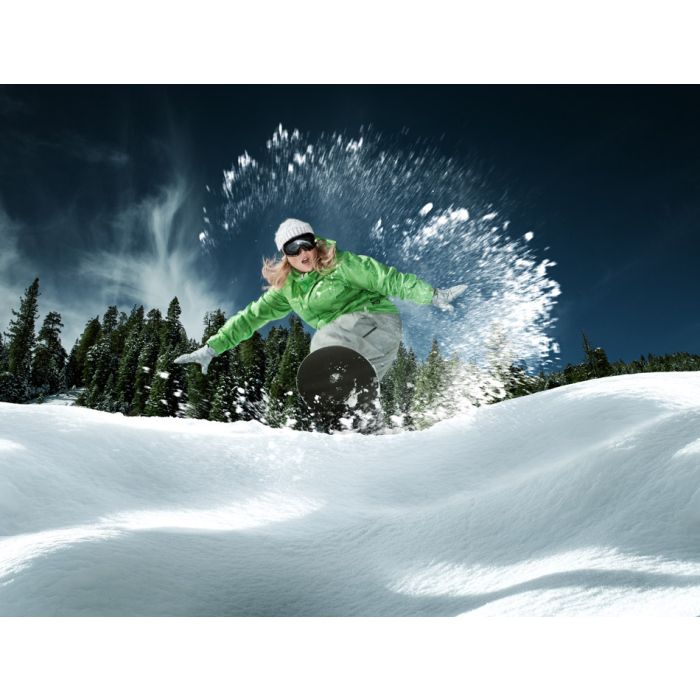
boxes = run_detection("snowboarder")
[174,217,466,383]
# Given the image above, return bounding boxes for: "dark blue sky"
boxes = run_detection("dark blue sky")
[1,85,698,368]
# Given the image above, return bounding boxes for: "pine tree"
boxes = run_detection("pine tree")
[81,306,124,409]
[65,316,101,391]
[182,309,227,419]
[501,363,537,399]
[381,342,418,428]
[150,297,190,416]
[201,309,226,345]
[0,371,24,403]
[263,326,289,393]
[237,331,266,421]
[31,311,68,397]
[64,343,80,389]
[144,348,181,417]
[226,346,249,421]
[97,372,117,411]
[563,362,587,384]
[209,372,236,422]
[125,304,145,335]
[267,316,310,429]
[115,306,145,413]
[106,309,130,363]
[261,325,289,423]
[4,278,40,400]
[380,364,397,418]
[412,338,448,428]
[582,332,612,378]
[0,333,7,372]
[101,306,119,336]
[161,297,188,352]
[439,355,488,412]
[131,309,163,415]
[83,338,113,408]
[0,328,22,402]
[484,325,515,403]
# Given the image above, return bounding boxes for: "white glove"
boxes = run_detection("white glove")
[173,344,218,375]
[432,284,468,313]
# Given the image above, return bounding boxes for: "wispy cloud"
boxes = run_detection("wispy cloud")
[0,201,99,350]
[1,128,130,167]
[2,177,226,351]
[0,90,31,117]
[0,207,23,276]
[57,132,130,167]
[78,179,226,342]
[0,204,34,330]
[0,205,84,353]
[592,258,644,291]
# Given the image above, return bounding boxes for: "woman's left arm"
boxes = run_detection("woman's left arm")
[337,250,435,305]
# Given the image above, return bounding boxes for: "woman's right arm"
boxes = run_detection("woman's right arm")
[206,288,292,355]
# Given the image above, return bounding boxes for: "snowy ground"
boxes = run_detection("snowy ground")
[28,389,83,406]
[1,372,699,616]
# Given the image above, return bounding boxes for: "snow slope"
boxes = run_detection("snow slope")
[1,372,699,616]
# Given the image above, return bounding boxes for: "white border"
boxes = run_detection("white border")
[2,618,699,699]
[1,1,699,83]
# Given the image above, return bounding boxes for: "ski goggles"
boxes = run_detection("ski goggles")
[283,233,316,256]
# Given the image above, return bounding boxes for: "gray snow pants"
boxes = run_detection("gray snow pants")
[309,311,403,382]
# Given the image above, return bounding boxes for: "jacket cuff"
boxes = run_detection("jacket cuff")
[206,337,226,355]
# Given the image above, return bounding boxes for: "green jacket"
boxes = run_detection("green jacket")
[206,238,435,355]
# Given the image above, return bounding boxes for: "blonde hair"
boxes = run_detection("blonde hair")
[261,239,337,290]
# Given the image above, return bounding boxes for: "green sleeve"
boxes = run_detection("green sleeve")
[337,250,435,304]
[206,288,291,354]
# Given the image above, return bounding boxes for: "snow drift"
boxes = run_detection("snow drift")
[1,372,699,616]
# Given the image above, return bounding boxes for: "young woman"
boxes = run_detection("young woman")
[174,218,466,382]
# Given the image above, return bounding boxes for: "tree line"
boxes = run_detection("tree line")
[2,278,699,430]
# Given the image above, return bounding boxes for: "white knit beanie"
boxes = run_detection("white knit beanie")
[274,218,315,251]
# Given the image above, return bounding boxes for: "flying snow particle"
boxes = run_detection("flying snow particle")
[217,123,562,414]
[238,151,255,168]
[450,208,470,222]
[345,138,363,153]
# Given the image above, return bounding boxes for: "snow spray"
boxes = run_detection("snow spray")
[204,124,562,425]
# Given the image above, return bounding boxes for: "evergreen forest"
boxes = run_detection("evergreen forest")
[3,278,699,431]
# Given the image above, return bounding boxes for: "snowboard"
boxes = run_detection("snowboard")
[296,345,379,430]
